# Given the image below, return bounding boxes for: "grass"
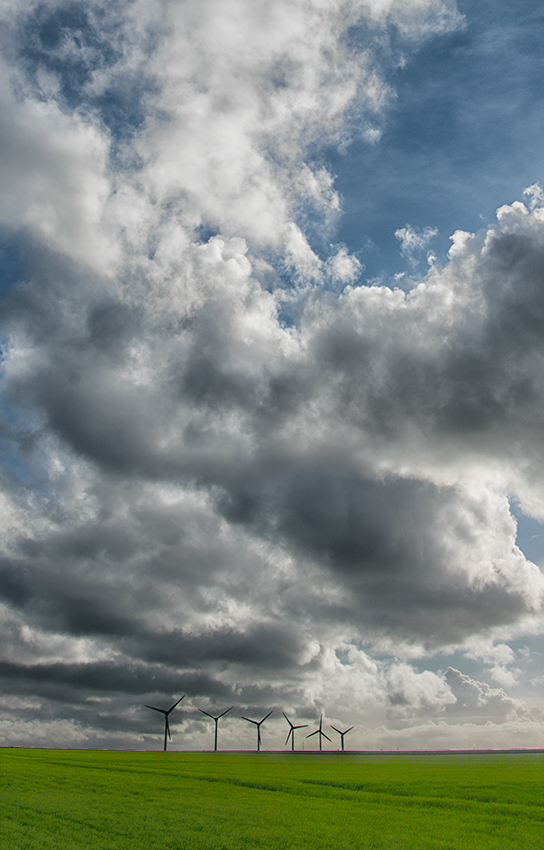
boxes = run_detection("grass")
[2,749,542,849]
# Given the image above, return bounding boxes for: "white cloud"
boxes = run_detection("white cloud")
[443,668,525,722]
[326,247,362,285]
[386,663,456,713]
[523,183,544,211]
[0,59,115,271]
[395,224,438,262]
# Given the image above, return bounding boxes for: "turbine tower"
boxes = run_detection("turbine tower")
[282,712,308,752]
[330,724,354,752]
[306,714,331,752]
[145,695,185,751]
[241,710,273,752]
[198,706,233,751]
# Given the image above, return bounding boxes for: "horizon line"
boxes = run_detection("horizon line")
[3,746,543,755]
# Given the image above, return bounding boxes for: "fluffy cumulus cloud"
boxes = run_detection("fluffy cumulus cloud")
[0,0,542,751]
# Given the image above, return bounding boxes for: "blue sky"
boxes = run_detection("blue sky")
[330,0,544,280]
[0,0,542,752]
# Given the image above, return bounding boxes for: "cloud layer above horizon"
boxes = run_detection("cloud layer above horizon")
[0,0,543,751]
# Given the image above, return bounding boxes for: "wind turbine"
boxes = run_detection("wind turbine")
[330,724,354,752]
[145,695,185,751]
[198,706,233,751]
[282,712,308,752]
[241,710,273,751]
[306,714,331,752]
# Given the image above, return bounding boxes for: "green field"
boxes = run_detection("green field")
[2,749,542,850]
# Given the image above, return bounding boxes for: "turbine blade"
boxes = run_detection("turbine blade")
[330,726,341,735]
[217,706,233,718]
[285,730,292,746]
[282,711,292,726]
[145,705,166,714]
[260,711,273,723]
[294,724,308,730]
[306,730,319,738]
[321,732,332,742]
[241,717,258,725]
[167,695,185,714]
[166,718,171,740]
[344,727,354,734]
[198,708,215,719]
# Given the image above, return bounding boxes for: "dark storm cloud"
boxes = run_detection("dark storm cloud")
[2,205,543,657]
[0,559,33,607]
[0,541,308,669]
[295,215,544,472]
[0,659,229,701]
[215,469,534,645]
[9,199,544,491]
[135,622,305,669]
[0,471,311,685]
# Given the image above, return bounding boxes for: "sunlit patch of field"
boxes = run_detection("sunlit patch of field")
[2,749,542,849]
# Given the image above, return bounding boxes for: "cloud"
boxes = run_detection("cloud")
[443,667,524,723]
[395,224,438,262]
[0,58,115,271]
[523,183,544,211]
[0,1,542,749]
[386,663,455,712]
[326,247,363,285]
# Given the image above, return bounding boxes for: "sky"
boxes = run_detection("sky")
[0,0,543,752]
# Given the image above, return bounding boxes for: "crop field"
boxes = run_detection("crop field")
[2,749,542,850]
